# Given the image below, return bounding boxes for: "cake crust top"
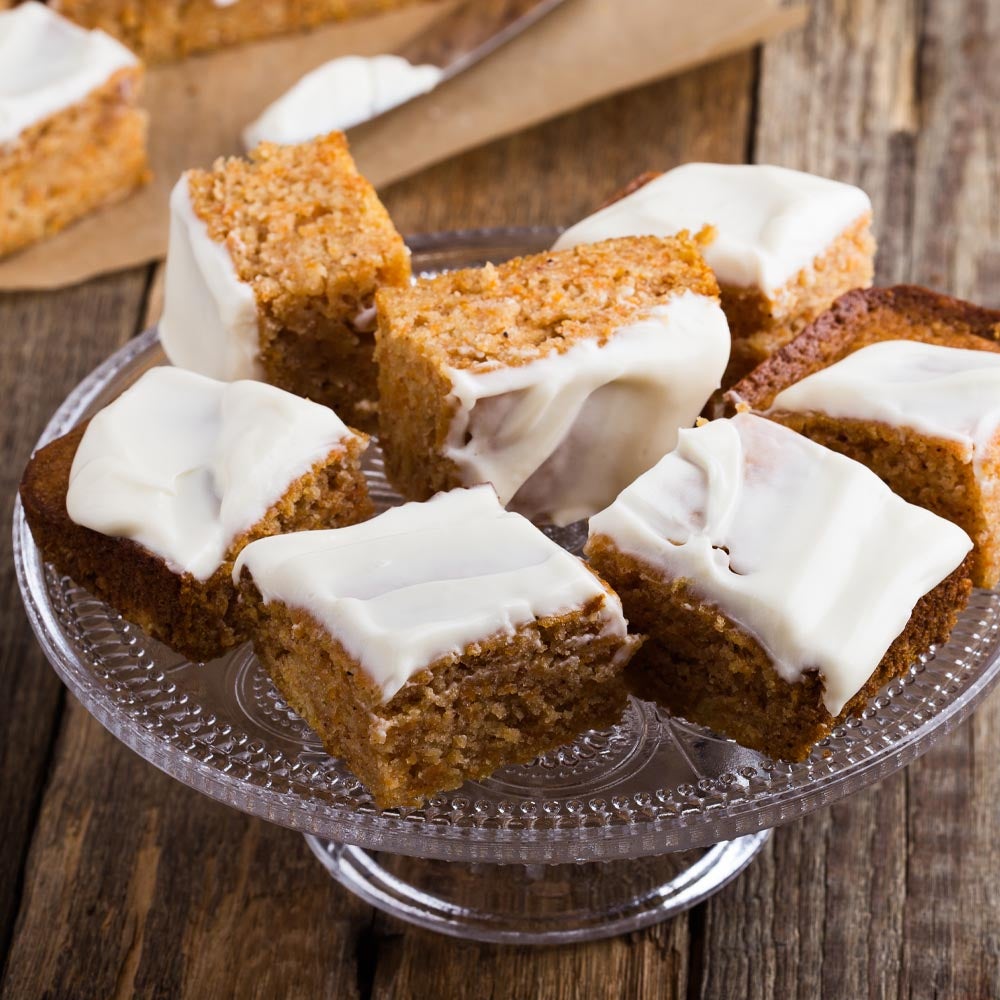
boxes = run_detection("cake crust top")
[586,413,972,716]
[375,233,719,373]
[183,132,410,325]
[730,285,1000,411]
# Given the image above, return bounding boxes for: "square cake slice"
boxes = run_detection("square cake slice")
[585,413,973,761]
[234,486,642,808]
[555,163,875,386]
[0,2,150,258]
[731,285,1000,588]
[20,367,373,662]
[375,234,731,526]
[158,132,411,431]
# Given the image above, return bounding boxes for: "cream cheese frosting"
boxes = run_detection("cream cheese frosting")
[67,367,361,582]
[242,54,444,149]
[234,486,631,703]
[442,290,731,526]
[0,2,138,145]
[554,163,872,294]
[587,413,972,716]
[158,176,263,383]
[768,340,1000,462]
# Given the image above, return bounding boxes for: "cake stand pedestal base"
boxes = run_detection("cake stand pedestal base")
[305,829,772,944]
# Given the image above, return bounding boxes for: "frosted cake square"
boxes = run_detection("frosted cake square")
[585,413,973,761]
[375,234,731,526]
[554,163,875,385]
[20,367,372,662]
[731,285,1000,588]
[235,486,641,808]
[159,132,411,432]
[0,2,149,258]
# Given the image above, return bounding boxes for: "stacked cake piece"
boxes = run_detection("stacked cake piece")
[731,286,1000,588]
[556,163,875,385]
[20,132,999,807]
[235,486,640,807]
[21,366,372,661]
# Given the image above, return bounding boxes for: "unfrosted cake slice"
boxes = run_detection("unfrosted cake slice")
[585,413,973,761]
[554,163,875,386]
[159,132,411,432]
[235,485,641,807]
[731,285,1000,588]
[375,234,731,526]
[0,2,149,258]
[48,0,428,62]
[20,367,372,662]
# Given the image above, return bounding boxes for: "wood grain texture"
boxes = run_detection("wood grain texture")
[692,2,1000,999]
[899,2,1000,996]
[3,1,1000,997]
[0,269,148,968]
[2,700,373,1000]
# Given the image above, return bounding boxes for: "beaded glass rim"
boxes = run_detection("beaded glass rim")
[13,228,1000,865]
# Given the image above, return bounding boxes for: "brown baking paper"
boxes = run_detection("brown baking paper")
[0,0,805,291]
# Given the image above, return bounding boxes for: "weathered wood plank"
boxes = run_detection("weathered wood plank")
[898,0,1000,996]
[379,51,755,235]
[0,268,149,969]
[1,699,373,1000]
[696,2,1000,998]
[694,1,923,996]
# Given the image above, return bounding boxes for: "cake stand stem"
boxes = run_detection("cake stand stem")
[304,829,772,945]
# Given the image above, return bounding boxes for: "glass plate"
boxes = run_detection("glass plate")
[14,228,1000,870]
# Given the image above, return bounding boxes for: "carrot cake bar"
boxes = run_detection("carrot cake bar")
[731,286,1000,588]
[159,132,411,432]
[235,485,641,807]
[0,1,149,258]
[375,234,731,526]
[20,366,372,662]
[554,163,875,386]
[586,413,973,761]
[47,0,429,62]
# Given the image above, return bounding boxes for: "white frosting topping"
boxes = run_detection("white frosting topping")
[554,163,872,294]
[242,54,444,149]
[587,414,971,716]
[159,177,263,383]
[443,290,731,526]
[0,2,138,145]
[769,340,1000,461]
[234,486,630,703]
[67,367,360,582]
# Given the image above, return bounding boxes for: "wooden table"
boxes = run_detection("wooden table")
[2,1,998,996]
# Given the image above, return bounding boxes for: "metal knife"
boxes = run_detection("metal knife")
[397,0,569,87]
[243,0,569,147]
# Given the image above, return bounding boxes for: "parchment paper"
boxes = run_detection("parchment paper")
[0,0,805,290]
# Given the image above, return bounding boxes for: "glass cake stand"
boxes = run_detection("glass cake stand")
[14,229,1000,945]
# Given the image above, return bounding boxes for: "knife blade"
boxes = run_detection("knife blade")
[397,0,569,84]
[242,0,569,148]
